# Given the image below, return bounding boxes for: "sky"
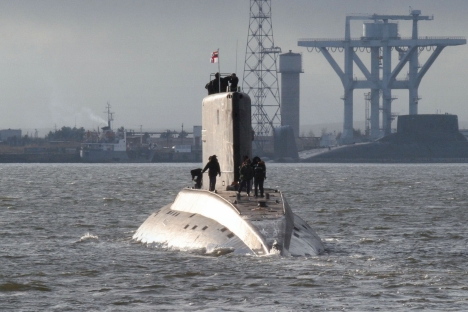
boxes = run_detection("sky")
[0,0,467,136]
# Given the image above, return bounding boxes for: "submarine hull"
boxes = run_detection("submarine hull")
[133,188,324,256]
[304,114,468,163]
[134,91,324,256]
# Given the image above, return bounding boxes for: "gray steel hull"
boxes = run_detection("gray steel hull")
[80,150,155,163]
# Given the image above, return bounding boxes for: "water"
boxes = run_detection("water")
[1,163,468,311]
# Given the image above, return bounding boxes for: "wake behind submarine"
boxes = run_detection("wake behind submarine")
[133,91,324,256]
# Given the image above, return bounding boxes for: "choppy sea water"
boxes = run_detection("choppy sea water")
[1,163,468,311]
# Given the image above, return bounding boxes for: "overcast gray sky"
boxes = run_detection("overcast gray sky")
[0,0,467,135]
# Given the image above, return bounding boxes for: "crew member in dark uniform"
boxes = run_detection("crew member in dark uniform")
[220,75,230,93]
[205,73,219,95]
[205,81,214,95]
[253,159,266,197]
[190,168,203,189]
[211,73,220,93]
[229,73,239,92]
[238,158,253,196]
[202,155,221,191]
[250,156,260,192]
[206,73,232,94]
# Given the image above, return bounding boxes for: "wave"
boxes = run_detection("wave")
[79,232,99,242]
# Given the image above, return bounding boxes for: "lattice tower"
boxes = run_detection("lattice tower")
[242,0,281,147]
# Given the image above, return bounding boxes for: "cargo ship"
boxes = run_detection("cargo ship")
[80,104,155,163]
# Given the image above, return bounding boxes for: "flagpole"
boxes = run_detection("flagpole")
[217,48,220,93]
[236,40,238,75]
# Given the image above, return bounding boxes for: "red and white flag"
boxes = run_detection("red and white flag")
[210,50,218,63]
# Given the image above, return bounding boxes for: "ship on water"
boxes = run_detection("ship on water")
[80,104,155,163]
[133,90,324,256]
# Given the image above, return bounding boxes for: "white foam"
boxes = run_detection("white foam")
[79,232,99,242]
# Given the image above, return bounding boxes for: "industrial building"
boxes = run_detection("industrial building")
[0,129,22,142]
[298,9,466,143]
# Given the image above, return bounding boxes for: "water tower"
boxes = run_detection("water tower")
[279,50,303,137]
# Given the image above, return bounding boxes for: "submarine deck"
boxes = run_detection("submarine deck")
[134,187,325,256]
[207,188,285,220]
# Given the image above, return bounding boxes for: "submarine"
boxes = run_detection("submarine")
[303,114,468,163]
[133,91,324,256]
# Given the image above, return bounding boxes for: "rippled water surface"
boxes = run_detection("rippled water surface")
[1,163,468,311]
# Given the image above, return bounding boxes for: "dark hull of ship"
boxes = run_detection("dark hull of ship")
[80,150,155,163]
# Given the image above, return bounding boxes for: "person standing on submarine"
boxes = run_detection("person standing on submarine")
[202,155,221,192]
[237,158,253,196]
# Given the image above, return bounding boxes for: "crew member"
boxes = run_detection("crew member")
[205,73,232,94]
[190,168,203,189]
[220,75,230,93]
[205,81,214,95]
[253,159,266,197]
[202,155,221,191]
[237,158,253,196]
[229,73,239,92]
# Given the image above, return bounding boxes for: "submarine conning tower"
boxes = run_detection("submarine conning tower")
[202,91,252,190]
[390,114,466,142]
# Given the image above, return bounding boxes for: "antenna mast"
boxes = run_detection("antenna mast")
[105,102,114,129]
[243,0,281,150]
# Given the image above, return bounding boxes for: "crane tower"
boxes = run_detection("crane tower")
[242,0,281,149]
[298,9,466,143]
